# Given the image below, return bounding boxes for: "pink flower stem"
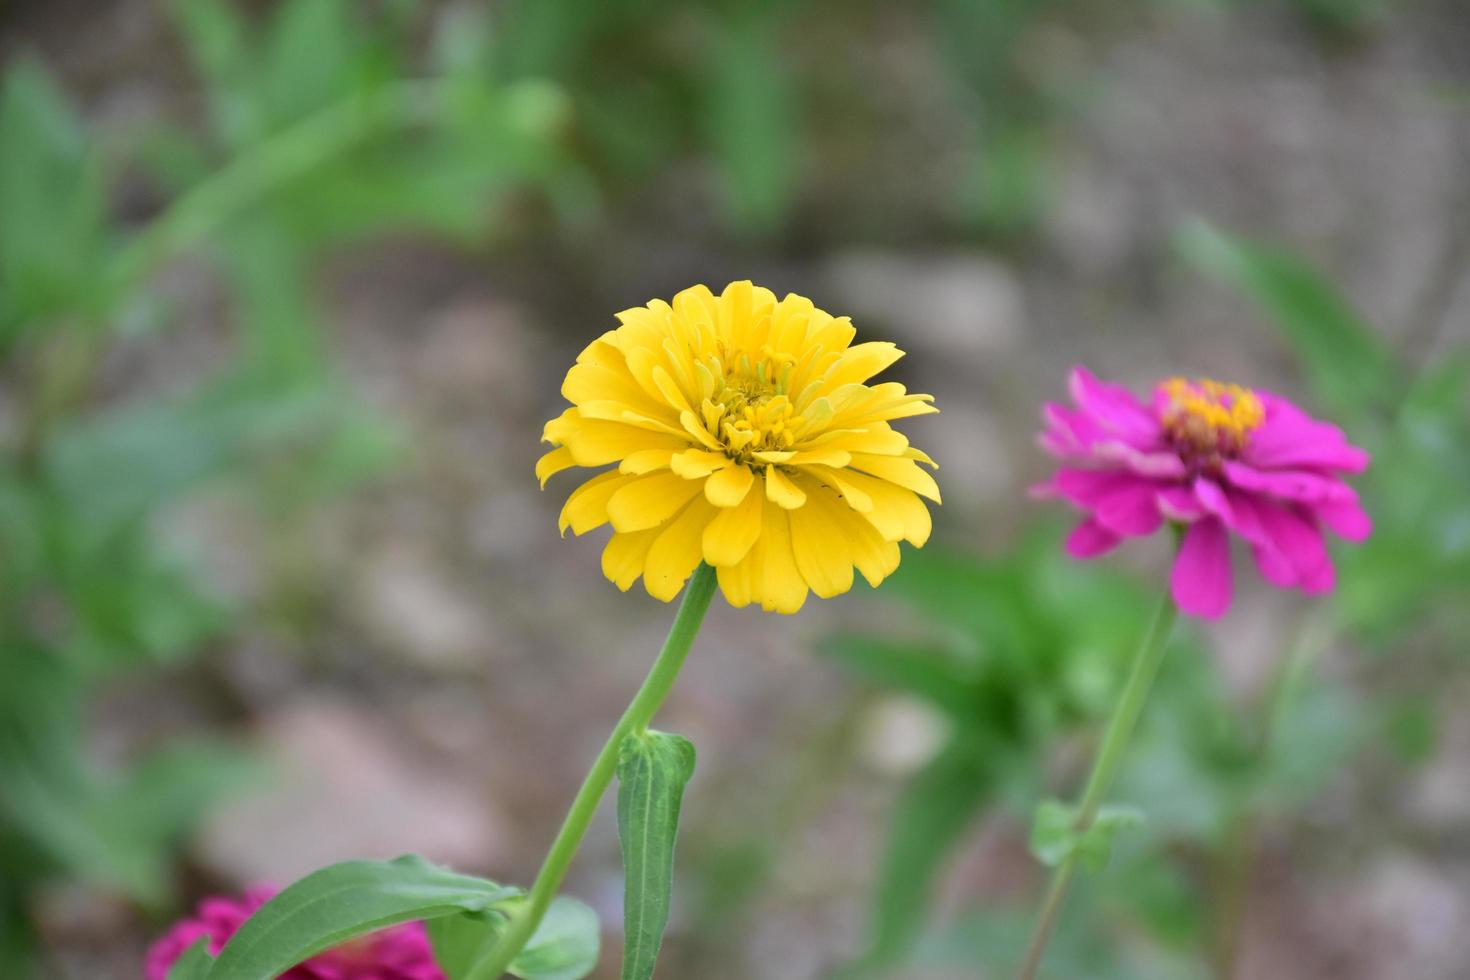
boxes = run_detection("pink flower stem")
[1016,586,1178,980]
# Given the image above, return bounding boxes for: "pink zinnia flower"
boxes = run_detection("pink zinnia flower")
[1033,367,1372,619]
[146,887,445,980]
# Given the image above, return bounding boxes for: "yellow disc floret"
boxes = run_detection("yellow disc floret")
[536,281,941,613]
[1159,376,1265,467]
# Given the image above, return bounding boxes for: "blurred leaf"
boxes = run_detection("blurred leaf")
[167,939,216,980]
[1029,798,1077,867]
[1030,800,1143,872]
[170,0,256,146]
[1176,219,1400,419]
[0,59,111,341]
[44,381,334,531]
[617,730,696,980]
[858,732,993,969]
[259,0,362,126]
[965,122,1049,237]
[702,10,800,235]
[205,856,521,980]
[822,637,975,718]
[110,742,260,848]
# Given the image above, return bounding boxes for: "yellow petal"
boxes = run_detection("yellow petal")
[670,449,732,479]
[705,464,755,507]
[557,417,690,468]
[786,447,851,468]
[820,341,904,391]
[644,499,717,601]
[607,472,706,533]
[716,559,755,609]
[787,479,855,598]
[807,465,873,513]
[619,449,675,475]
[536,446,575,488]
[559,471,636,536]
[848,454,942,503]
[844,507,901,587]
[602,528,659,591]
[838,470,933,546]
[702,484,764,566]
[765,465,806,509]
[754,506,808,613]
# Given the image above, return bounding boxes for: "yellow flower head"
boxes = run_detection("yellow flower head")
[537,281,941,613]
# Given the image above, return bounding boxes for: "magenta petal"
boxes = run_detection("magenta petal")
[1225,492,1295,586]
[1068,366,1162,446]
[1254,501,1335,595]
[1191,477,1235,525]
[1066,518,1122,558]
[1157,486,1205,521]
[1171,517,1233,619]
[1050,468,1143,508]
[1245,395,1370,473]
[1315,496,1373,542]
[1092,441,1188,479]
[1221,461,1353,503]
[1093,482,1165,537]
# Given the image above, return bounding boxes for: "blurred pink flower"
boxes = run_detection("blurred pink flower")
[145,887,444,980]
[1033,367,1372,619]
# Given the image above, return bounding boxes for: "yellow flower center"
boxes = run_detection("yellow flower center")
[701,344,810,463]
[1159,376,1265,467]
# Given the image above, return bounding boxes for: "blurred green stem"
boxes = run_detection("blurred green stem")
[108,81,441,290]
[1212,609,1334,979]
[1016,589,1177,980]
[466,563,719,980]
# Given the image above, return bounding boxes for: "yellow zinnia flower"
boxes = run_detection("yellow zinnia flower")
[537,280,940,613]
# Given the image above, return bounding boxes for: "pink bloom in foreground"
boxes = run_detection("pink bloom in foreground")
[146,887,444,980]
[1033,368,1372,619]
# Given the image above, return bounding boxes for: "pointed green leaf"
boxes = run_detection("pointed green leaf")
[205,855,521,980]
[617,730,696,980]
[167,939,215,980]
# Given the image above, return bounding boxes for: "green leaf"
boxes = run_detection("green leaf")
[511,896,601,980]
[425,910,499,979]
[821,637,976,718]
[858,732,993,969]
[1075,806,1146,872]
[427,897,599,980]
[1175,219,1400,419]
[0,59,111,340]
[167,938,216,980]
[616,730,696,980]
[1028,799,1078,868]
[205,856,521,980]
[1029,800,1145,872]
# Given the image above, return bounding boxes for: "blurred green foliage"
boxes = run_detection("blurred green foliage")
[0,0,579,971]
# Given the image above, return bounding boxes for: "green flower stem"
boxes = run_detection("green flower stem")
[466,563,720,980]
[1016,589,1178,980]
